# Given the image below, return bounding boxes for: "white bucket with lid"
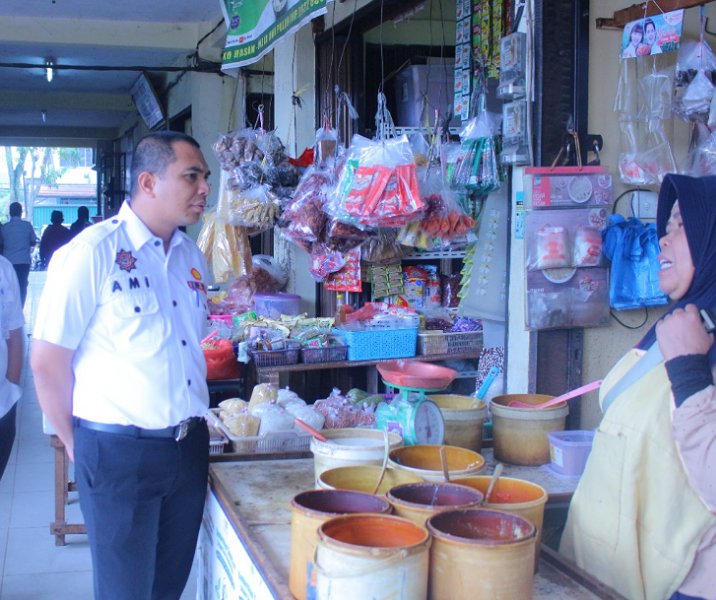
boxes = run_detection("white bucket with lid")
[310,428,403,486]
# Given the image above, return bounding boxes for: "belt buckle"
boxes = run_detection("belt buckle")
[175,420,189,442]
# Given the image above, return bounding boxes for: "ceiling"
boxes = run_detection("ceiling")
[0,0,226,145]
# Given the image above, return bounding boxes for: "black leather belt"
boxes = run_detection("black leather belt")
[75,417,202,441]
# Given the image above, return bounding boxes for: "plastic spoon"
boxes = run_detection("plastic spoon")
[371,430,391,495]
[294,418,328,442]
[507,379,602,409]
[439,446,450,482]
[484,463,504,504]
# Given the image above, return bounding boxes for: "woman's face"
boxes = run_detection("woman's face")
[658,201,695,300]
[631,28,642,45]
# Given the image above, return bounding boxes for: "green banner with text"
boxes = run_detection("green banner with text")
[221,0,329,71]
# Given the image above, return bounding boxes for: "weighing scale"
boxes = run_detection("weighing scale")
[375,381,446,446]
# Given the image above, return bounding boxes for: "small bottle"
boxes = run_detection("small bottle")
[334,293,346,326]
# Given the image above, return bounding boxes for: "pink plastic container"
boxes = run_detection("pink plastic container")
[547,430,595,477]
[253,293,301,319]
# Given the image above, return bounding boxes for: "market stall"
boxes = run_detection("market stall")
[197,455,624,600]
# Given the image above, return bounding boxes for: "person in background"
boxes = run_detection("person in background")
[0,202,38,307]
[0,256,24,482]
[69,205,92,237]
[39,210,73,270]
[31,131,212,600]
[560,174,716,600]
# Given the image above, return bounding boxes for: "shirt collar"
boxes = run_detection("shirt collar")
[118,201,184,251]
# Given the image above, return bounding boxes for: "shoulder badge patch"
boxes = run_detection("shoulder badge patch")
[115,249,137,272]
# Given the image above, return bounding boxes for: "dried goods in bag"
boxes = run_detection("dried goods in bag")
[328,134,424,229]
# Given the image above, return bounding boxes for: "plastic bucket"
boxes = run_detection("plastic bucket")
[452,475,548,571]
[310,428,403,486]
[490,394,568,465]
[314,514,431,600]
[317,465,423,495]
[388,444,485,483]
[386,482,483,526]
[427,508,536,600]
[547,429,595,476]
[427,394,487,451]
[289,489,392,600]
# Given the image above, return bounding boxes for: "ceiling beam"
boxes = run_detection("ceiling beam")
[0,16,201,51]
[0,91,133,112]
[596,0,716,29]
[0,126,119,142]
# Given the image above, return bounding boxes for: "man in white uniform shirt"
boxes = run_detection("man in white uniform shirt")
[0,256,24,482]
[32,131,212,600]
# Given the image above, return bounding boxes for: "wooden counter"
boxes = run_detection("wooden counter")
[198,456,625,600]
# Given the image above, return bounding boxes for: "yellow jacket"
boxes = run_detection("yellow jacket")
[560,349,716,600]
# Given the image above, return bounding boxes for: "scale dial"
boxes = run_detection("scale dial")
[412,400,445,445]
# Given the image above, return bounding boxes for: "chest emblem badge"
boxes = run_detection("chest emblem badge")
[115,249,137,272]
[190,267,202,280]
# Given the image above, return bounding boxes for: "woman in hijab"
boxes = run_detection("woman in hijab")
[560,174,716,600]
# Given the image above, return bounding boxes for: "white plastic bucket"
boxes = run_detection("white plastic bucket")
[310,428,403,486]
[313,514,430,600]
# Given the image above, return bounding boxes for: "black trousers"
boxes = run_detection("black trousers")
[74,420,209,600]
[0,402,17,480]
[12,263,30,307]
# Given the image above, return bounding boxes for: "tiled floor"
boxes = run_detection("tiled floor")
[0,272,197,599]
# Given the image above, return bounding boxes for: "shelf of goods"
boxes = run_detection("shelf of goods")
[199,452,625,599]
[253,351,480,390]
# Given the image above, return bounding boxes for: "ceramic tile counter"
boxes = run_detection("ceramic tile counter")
[197,456,625,600]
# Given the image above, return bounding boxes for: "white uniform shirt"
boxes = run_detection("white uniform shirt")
[0,256,24,418]
[33,202,210,428]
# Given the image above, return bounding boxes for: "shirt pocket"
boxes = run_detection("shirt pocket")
[574,426,626,550]
[109,289,166,353]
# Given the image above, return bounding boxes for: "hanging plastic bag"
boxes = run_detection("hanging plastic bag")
[674,39,716,122]
[601,214,669,310]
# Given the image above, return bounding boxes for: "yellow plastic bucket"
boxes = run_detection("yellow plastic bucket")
[452,475,548,571]
[427,508,536,600]
[388,444,485,483]
[313,514,431,600]
[289,489,392,600]
[317,465,423,495]
[427,395,487,451]
[310,428,403,486]
[490,394,568,465]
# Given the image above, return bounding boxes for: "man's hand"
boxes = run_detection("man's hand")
[656,304,714,361]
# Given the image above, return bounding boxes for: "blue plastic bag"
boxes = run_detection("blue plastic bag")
[602,215,668,310]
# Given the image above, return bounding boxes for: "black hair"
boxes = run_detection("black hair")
[644,18,656,33]
[129,131,200,199]
[78,206,90,219]
[50,210,64,225]
[9,202,22,218]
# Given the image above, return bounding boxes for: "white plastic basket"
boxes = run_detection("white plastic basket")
[209,409,311,455]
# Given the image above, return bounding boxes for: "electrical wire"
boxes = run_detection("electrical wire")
[610,307,650,329]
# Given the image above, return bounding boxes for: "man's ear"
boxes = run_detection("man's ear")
[137,171,155,196]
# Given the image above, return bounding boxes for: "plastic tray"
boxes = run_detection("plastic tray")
[417,330,483,355]
[335,327,418,361]
[377,360,457,389]
[209,409,311,455]
[301,344,348,364]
